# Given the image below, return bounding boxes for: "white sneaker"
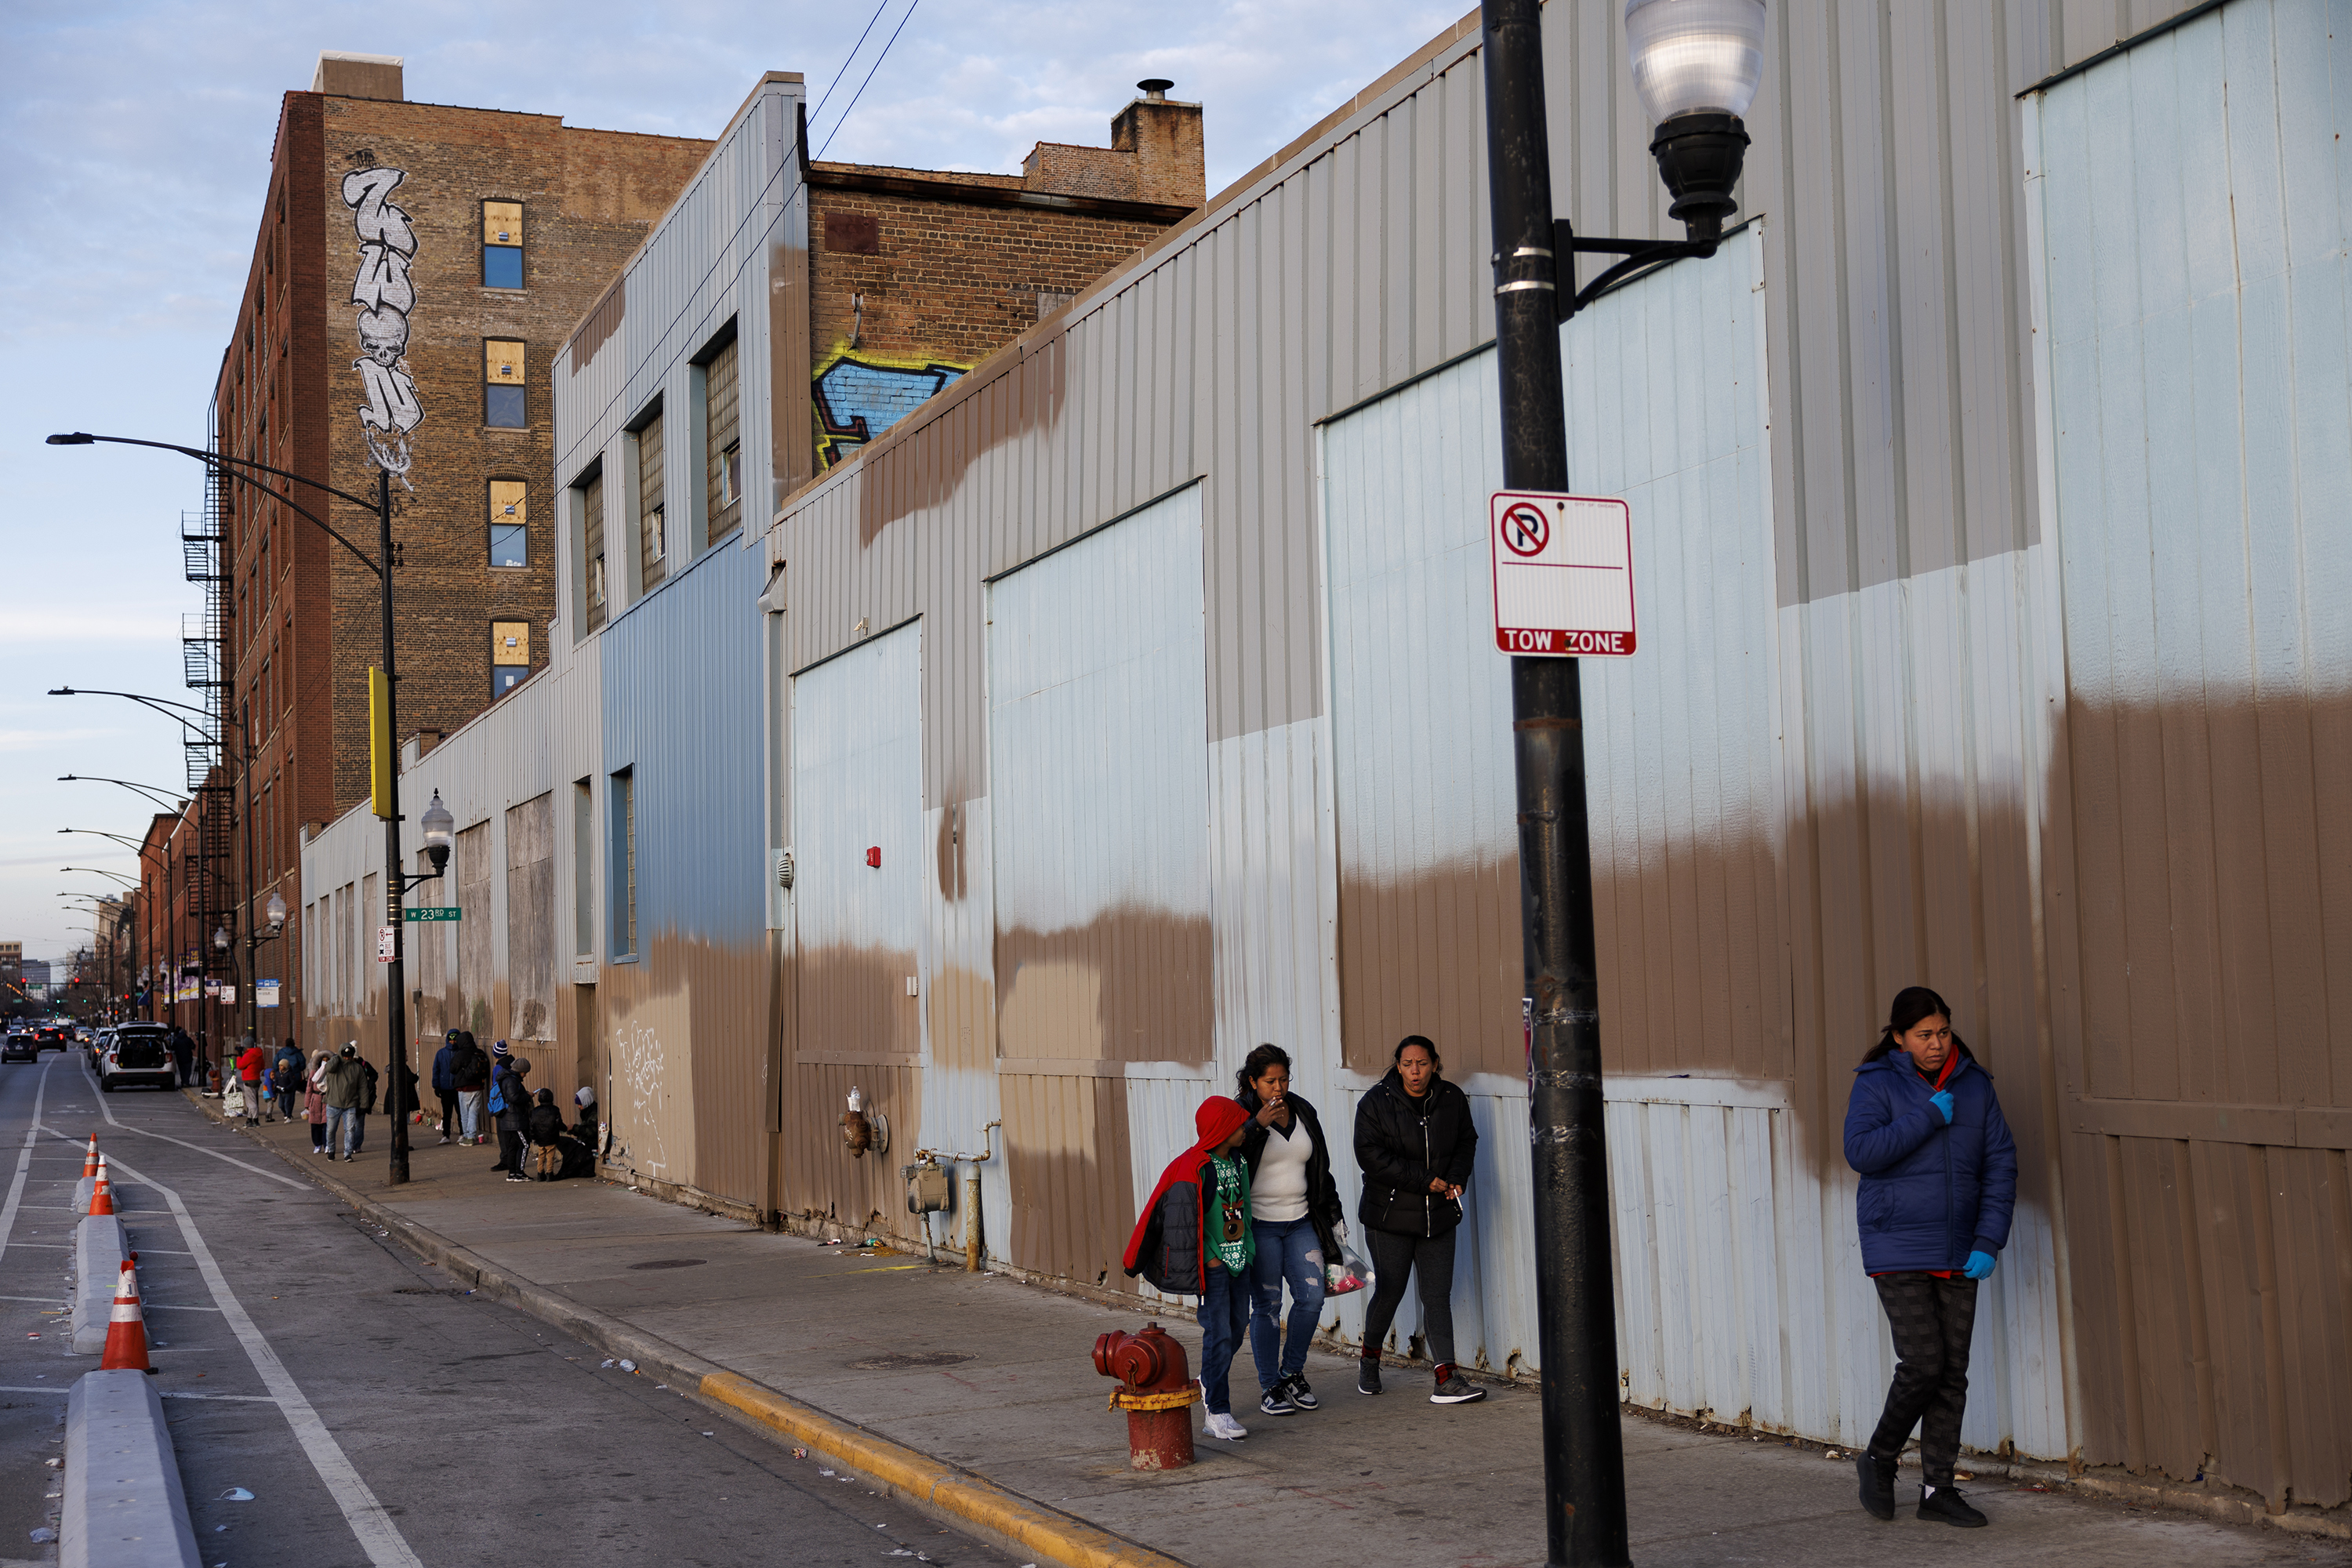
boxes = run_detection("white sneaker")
[1203,1412,1248,1441]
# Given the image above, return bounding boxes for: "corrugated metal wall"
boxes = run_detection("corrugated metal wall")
[2028,0,2352,1505]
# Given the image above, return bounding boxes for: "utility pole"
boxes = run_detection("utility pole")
[1482,2,1631,1564]
[377,466,416,1184]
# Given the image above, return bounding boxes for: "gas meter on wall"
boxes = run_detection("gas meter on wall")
[902,1160,952,1215]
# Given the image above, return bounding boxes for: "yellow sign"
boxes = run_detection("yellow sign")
[368,666,392,817]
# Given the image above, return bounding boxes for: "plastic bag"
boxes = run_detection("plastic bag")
[1324,1244,1374,1297]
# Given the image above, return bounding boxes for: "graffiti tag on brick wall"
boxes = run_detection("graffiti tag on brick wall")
[813,349,967,468]
[343,166,422,484]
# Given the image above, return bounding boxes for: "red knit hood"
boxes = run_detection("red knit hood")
[1122,1095,1250,1276]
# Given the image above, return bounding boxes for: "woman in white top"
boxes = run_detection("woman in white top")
[1236,1044,1345,1418]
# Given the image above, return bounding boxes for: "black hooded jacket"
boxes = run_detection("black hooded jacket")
[1353,1068,1479,1238]
[1236,1086,1345,1248]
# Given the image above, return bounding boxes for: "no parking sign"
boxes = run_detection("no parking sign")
[1488,490,1636,657]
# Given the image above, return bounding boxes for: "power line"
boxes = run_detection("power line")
[809,0,893,129]
[818,0,924,160]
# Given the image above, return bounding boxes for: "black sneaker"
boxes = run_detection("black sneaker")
[1289,1375,1318,1410]
[1857,1451,1896,1520]
[1918,1484,1987,1528]
[1258,1380,1296,1417]
[1357,1359,1381,1396]
[1430,1367,1487,1405]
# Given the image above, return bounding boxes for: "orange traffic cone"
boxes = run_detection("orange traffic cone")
[99,1258,153,1373]
[81,1137,98,1180]
[88,1156,115,1218]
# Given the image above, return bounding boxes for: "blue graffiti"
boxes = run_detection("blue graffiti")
[813,355,965,467]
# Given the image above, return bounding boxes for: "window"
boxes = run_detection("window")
[485,339,527,428]
[482,200,524,289]
[491,620,530,699]
[609,768,637,958]
[635,412,666,591]
[700,329,741,546]
[581,467,607,633]
[488,479,527,566]
[573,779,595,955]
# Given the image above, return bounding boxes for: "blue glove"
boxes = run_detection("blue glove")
[1929,1090,1955,1123]
[1964,1250,1996,1280]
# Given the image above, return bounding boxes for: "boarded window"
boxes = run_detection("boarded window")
[491,619,529,699]
[482,200,524,289]
[635,413,665,591]
[506,793,554,1040]
[582,468,607,631]
[703,336,741,546]
[489,479,527,567]
[609,769,637,958]
[485,339,527,428]
[456,821,492,1038]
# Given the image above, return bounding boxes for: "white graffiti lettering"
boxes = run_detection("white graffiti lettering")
[341,167,420,484]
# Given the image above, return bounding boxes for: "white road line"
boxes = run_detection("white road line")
[48,1135,425,1568]
[0,1055,58,1271]
[77,1058,309,1191]
[0,1385,67,1396]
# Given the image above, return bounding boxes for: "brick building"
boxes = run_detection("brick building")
[802,81,1205,467]
[209,51,711,1038]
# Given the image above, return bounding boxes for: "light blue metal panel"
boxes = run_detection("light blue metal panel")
[601,541,770,946]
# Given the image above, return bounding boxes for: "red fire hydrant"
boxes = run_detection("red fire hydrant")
[1094,1322,1199,1471]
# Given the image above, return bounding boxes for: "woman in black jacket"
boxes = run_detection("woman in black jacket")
[1236,1044,1345,1418]
[1353,1034,1484,1405]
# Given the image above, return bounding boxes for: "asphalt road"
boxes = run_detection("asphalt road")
[0,1049,1021,1568]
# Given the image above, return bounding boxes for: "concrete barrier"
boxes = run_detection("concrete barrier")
[62,1370,201,1568]
[74,1175,94,1214]
[72,1216,127,1355]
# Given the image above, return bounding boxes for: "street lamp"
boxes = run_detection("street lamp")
[62,867,138,888]
[1480,3,1766,1566]
[265,891,287,934]
[419,791,454,877]
[46,429,423,1185]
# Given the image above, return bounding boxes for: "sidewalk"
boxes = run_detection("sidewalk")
[188,1093,2347,1568]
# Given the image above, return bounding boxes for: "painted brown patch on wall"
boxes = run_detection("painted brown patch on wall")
[569,278,625,376]
[994,905,1210,1065]
[924,963,993,1073]
[823,212,880,255]
[856,334,1065,548]
[935,802,967,902]
[798,941,921,1059]
[1000,1069,1136,1292]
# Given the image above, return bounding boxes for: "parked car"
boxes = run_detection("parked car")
[97,1025,176,1092]
[1,1029,34,1064]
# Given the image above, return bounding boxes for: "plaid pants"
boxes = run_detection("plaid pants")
[1867,1272,1978,1486]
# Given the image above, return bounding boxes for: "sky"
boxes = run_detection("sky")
[0,0,1462,965]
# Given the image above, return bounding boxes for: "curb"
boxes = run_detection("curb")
[183,1094,1192,1568]
[64,1369,201,1568]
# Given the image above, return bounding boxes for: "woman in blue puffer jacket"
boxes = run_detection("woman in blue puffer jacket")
[1843,985,2017,1532]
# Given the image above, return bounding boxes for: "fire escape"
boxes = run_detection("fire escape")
[181,434,234,985]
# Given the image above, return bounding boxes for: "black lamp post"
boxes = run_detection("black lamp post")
[45,431,428,1185]
[1480,2,1764,1566]
[66,829,167,1022]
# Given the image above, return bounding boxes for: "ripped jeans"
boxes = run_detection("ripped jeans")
[1247,1216,1327,1389]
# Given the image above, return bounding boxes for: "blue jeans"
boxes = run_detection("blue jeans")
[1247,1217,1327,1389]
[1196,1262,1250,1416]
[325,1105,358,1157]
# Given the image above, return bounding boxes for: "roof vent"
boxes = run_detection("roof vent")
[1138,78,1174,103]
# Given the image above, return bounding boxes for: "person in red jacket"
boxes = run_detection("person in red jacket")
[1123,1096,1255,1443]
[236,1040,266,1127]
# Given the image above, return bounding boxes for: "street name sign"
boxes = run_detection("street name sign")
[1488,490,1636,657]
[404,906,462,922]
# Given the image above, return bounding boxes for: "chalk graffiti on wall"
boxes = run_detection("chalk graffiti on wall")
[343,166,422,484]
[610,1018,668,1176]
[812,347,967,468]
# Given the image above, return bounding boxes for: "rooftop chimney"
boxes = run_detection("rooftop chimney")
[312,51,405,102]
[1111,80,1204,209]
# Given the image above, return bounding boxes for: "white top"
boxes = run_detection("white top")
[1250,1118,1313,1222]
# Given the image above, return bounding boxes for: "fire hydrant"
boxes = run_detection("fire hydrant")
[1094,1322,1199,1471]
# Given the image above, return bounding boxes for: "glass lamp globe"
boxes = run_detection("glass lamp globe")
[1625,0,1768,122]
[265,891,288,931]
[420,789,456,875]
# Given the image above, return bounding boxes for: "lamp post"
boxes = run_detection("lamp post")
[61,778,193,1032]
[46,430,430,1185]
[1480,2,1763,1565]
[62,831,163,1020]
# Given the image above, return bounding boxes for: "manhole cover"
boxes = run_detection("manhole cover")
[848,1352,975,1371]
[626,1258,708,1271]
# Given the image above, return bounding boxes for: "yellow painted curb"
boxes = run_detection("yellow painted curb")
[699,1371,1190,1568]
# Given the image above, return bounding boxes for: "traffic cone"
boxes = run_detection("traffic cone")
[99,1258,153,1373]
[88,1156,115,1218]
[81,1138,99,1181]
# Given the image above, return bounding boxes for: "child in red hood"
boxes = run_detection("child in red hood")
[1123,1095,1256,1441]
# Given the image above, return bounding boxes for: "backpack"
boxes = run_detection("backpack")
[488,1072,506,1115]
